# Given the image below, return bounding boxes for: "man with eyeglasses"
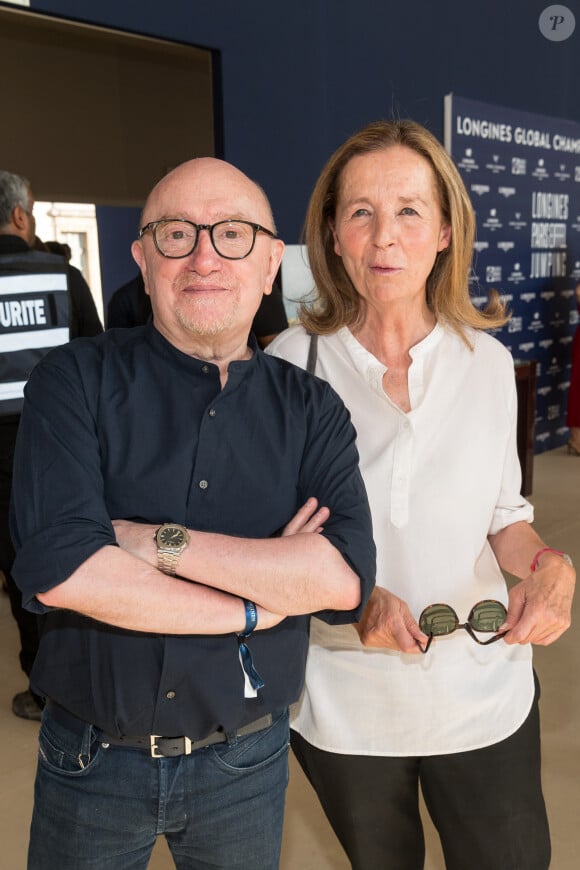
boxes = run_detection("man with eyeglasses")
[10,157,375,869]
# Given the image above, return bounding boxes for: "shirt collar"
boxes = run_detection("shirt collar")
[0,234,31,255]
[147,322,260,376]
[338,322,443,372]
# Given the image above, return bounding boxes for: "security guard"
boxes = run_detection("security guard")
[0,169,102,719]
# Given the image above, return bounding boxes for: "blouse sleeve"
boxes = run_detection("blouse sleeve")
[488,359,534,535]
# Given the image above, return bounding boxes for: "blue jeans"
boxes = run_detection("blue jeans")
[28,707,290,869]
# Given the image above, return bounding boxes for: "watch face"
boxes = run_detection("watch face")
[159,526,185,549]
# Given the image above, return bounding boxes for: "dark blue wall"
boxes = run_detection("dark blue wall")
[95,206,141,310]
[31,0,580,292]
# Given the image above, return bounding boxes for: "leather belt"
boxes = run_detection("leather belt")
[45,699,273,758]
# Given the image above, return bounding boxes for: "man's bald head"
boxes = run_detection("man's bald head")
[140,158,276,235]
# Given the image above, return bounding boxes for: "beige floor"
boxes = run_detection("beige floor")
[1,445,579,869]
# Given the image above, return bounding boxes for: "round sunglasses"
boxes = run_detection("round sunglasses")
[416,599,508,654]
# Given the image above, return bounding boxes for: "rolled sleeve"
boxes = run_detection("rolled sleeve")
[10,346,115,611]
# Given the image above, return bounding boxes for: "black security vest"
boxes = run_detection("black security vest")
[0,249,69,416]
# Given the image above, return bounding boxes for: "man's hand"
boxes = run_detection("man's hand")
[112,499,329,563]
[112,519,157,566]
[111,497,358,617]
[355,587,425,653]
[111,518,286,632]
[281,497,329,536]
[501,554,575,646]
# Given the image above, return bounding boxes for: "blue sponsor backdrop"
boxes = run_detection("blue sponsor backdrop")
[444,95,580,454]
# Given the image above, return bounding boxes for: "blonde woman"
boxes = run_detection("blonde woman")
[268,120,575,870]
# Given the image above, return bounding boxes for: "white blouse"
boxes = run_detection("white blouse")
[267,323,535,756]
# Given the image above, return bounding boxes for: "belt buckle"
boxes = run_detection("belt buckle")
[150,735,163,758]
[149,735,192,757]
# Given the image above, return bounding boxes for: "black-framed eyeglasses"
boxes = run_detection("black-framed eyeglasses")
[416,599,507,654]
[138,218,277,260]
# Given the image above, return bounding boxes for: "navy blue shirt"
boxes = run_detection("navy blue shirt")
[11,324,375,739]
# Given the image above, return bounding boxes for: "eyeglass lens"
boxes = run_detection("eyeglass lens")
[153,220,258,259]
[419,603,459,637]
[467,600,507,632]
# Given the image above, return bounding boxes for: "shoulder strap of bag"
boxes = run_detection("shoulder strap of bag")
[306,332,318,374]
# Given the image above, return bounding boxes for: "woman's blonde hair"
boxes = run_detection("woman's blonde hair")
[300,119,508,339]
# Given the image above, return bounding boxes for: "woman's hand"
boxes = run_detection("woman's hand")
[489,524,575,646]
[502,553,575,646]
[355,587,426,653]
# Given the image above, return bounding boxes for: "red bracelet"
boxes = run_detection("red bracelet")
[530,547,571,573]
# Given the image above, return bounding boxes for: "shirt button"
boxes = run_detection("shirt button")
[201,365,209,374]
[166,691,176,700]
[199,479,208,489]
[209,408,216,417]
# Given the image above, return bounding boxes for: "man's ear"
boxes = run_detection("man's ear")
[264,239,285,296]
[131,240,150,296]
[12,204,28,235]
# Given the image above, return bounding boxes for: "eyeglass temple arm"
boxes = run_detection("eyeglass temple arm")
[416,625,507,652]
[415,634,433,655]
[462,624,508,645]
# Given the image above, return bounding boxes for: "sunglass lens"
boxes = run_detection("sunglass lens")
[469,600,507,632]
[419,604,458,637]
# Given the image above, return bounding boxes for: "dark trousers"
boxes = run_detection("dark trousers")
[4,569,39,677]
[291,677,550,870]
[1,418,39,679]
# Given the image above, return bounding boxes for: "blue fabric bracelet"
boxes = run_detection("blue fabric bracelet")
[237,600,263,695]
[239,599,258,637]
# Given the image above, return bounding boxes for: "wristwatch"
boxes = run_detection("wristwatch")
[155,523,190,576]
